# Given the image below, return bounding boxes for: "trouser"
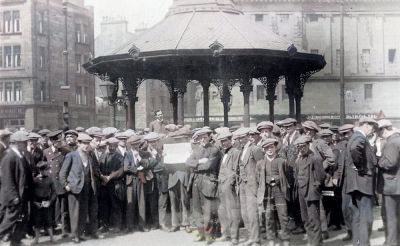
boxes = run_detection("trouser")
[192,178,217,237]
[299,196,321,246]
[239,182,260,244]
[349,191,373,246]
[322,191,343,228]
[264,186,289,242]
[0,202,28,243]
[342,188,353,231]
[144,188,159,227]
[126,179,145,230]
[169,181,190,228]
[384,195,400,246]
[218,182,240,240]
[320,198,328,232]
[98,185,123,229]
[158,191,169,227]
[68,183,98,238]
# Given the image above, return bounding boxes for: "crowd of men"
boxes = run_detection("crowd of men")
[0,109,399,246]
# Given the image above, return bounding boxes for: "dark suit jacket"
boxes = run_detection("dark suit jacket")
[238,142,265,194]
[344,131,377,196]
[378,133,400,195]
[0,148,33,206]
[43,147,66,195]
[218,147,240,186]
[59,151,98,195]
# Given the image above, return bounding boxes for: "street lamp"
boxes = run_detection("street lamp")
[99,79,128,128]
[99,81,116,103]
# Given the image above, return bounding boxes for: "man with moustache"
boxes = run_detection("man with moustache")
[65,130,79,152]
[216,131,241,245]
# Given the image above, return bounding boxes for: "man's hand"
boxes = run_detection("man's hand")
[41,201,50,208]
[12,198,20,206]
[137,166,144,171]
[198,158,209,164]
[65,185,71,192]
[332,179,338,187]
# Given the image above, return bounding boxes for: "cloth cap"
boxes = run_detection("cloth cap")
[124,129,136,138]
[28,132,41,140]
[261,138,278,148]
[91,131,105,138]
[256,121,274,130]
[293,135,312,145]
[359,117,378,126]
[75,127,85,132]
[86,127,102,135]
[106,137,120,144]
[319,123,331,129]
[338,124,354,133]
[102,127,118,136]
[272,124,281,134]
[329,125,339,132]
[229,125,241,133]
[193,128,212,138]
[216,131,233,141]
[171,128,191,138]
[214,127,230,135]
[279,118,297,127]
[10,131,29,142]
[302,121,320,131]
[47,130,63,139]
[37,161,49,169]
[65,130,78,137]
[127,135,143,145]
[249,127,260,135]
[378,119,392,129]
[144,132,160,142]
[38,129,51,136]
[0,129,12,138]
[319,129,334,136]
[233,127,250,138]
[115,132,129,140]
[143,128,150,132]
[76,133,92,142]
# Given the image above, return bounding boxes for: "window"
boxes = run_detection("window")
[278,14,289,23]
[38,12,44,34]
[13,45,21,67]
[364,84,372,99]
[0,48,2,67]
[83,86,88,105]
[310,49,319,54]
[75,55,81,73]
[336,49,341,67]
[388,49,396,64]
[309,14,319,22]
[255,14,264,22]
[76,86,82,104]
[282,85,288,100]
[4,11,11,33]
[362,49,370,67]
[256,85,265,100]
[0,83,3,102]
[0,12,3,33]
[12,11,20,32]
[5,82,12,102]
[14,81,21,101]
[4,46,12,67]
[40,81,45,102]
[75,23,81,43]
[39,46,45,68]
[82,24,88,43]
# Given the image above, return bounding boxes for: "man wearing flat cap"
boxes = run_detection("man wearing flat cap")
[65,130,79,152]
[0,131,33,244]
[27,132,44,172]
[149,110,166,134]
[376,119,400,246]
[256,121,274,139]
[234,127,264,246]
[343,117,378,246]
[186,128,221,244]
[294,135,326,246]
[59,133,100,243]
[256,138,290,246]
[38,129,51,150]
[216,131,241,245]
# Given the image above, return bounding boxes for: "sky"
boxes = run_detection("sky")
[84,0,173,36]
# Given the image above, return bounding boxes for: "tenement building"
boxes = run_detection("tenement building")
[0,0,95,129]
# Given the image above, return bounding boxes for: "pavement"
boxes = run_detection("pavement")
[15,207,385,246]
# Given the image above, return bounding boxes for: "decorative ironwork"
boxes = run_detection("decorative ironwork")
[211,79,237,111]
[209,40,224,57]
[128,44,141,60]
[258,75,280,101]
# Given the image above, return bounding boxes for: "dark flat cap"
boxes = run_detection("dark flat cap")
[65,130,78,137]
[229,125,241,133]
[302,121,320,131]
[319,129,334,136]
[329,125,339,132]
[293,135,312,145]
[76,133,92,142]
[319,123,331,129]
[47,130,63,139]
[127,135,143,145]
[279,118,297,127]
[28,132,41,140]
[233,127,250,138]
[106,137,120,144]
[256,121,274,130]
[115,132,129,139]
[38,129,51,136]
[272,124,281,134]
[261,138,278,148]
[338,124,354,133]
[37,161,49,169]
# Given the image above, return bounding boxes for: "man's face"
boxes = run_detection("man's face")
[16,141,27,152]
[65,134,76,145]
[249,133,261,144]
[155,111,163,121]
[364,123,376,136]
[108,143,118,153]
[237,135,249,146]
[297,143,310,156]
[283,124,294,135]
[91,137,101,149]
[221,138,232,150]
[264,144,277,157]
[49,137,62,149]
[28,139,38,149]
[78,141,90,152]
[304,128,316,138]
[341,131,352,140]
[198,134,211,147]
[118,139,127,148]
[259,128,271,138]
[147,140,158,149]
[321,135,333,145]
[131,142,141,150]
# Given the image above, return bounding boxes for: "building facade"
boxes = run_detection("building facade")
[0,0,95,130]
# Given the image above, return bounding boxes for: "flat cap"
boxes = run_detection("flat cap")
[28,132,42,140]
[329,125,339,132]
[127,135,143,145]
[261,138,279,148]
[214,127,230,135]
[233,127,250,138]
[319,123,331,129]
[65,130,78,137]
[91,131,105,138]
[279,118,297,127]
[115,132,129,139]
[249,127,260,135]
[191,128,202,135]
[106,137,120,144]
[10,131,29,142]
[194,128,212,138]
[47,130,63,139]
[144,132,160,142]
[216,131,233,141]
[76,133,92,142]
[171,128,191,138]
[124,129,136,138]
[37,161,49,169]
[378,119,392,129]
[319,129,334,136]
[338,124,354,133]
[143,128,150,132]
[75,127,85,132]
[86,127,102,135]
[359,117,378,125]
[102,127,118,136]
[256,121,274,130]
[229,125,241,133]
[272,124,281,134]
[293,135,312,145]
[165,124,178,132]
[38,129,51,136]
[0,129,12,137]
[302,121,320,131]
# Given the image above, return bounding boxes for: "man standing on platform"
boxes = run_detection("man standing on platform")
[149,110,166,134]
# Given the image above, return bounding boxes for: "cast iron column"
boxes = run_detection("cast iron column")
[123,78,141,130]
[171,92,178,125]
[174,80,187,126]
[285,76,295,118]
[240,82,253,127]
[259,75,279,122]
[200,81,210,126]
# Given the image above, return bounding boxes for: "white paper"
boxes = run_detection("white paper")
[163,142,192,165]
